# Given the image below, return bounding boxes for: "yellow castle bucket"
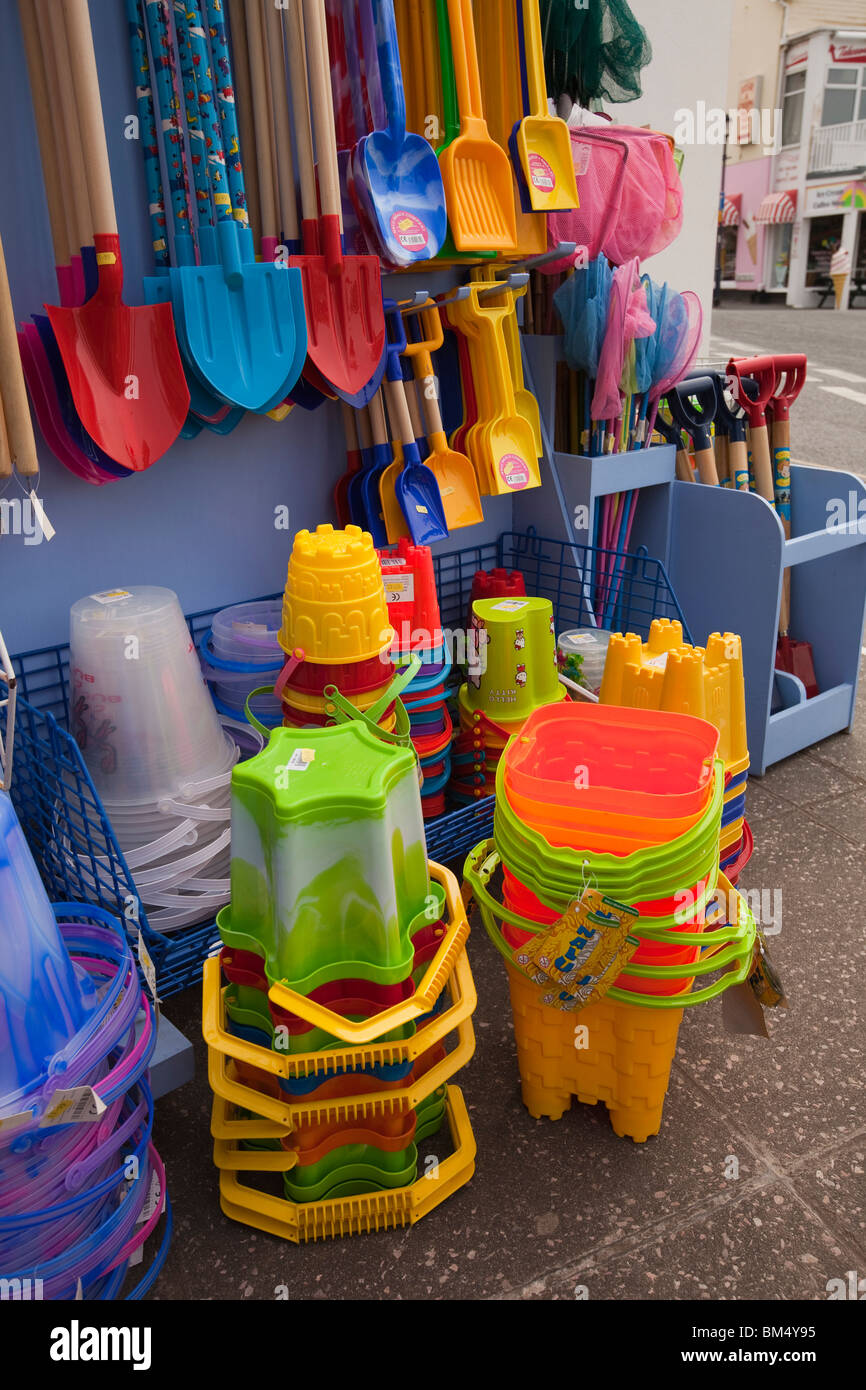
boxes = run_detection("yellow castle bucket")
[280,525,394,664]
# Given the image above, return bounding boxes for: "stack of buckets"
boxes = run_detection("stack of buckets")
[278,526,397,733]
[0,792,169,1296]
[452,584,567,804]
[377,539,453,819]
[465,703,757,1142]
[202,714,477,1242]
[600,623,752,884]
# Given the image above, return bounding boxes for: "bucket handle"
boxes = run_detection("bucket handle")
[463,842,756,1010]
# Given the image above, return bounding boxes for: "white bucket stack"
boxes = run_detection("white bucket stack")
[68,587,245,933]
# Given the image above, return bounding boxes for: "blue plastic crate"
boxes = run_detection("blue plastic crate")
[3,530,688,997]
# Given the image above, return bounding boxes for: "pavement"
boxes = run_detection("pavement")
[148,309,866,1302]
[705,307,866,482]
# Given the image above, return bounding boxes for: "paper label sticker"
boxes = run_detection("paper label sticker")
[390,211,429,250]
[515,889,640,1012]
[379,557,405,568]
[384,576,415,604]
[0,1109,34,1138]
[138,1168,162,1224]
[39,1086,107,1127]
[137,930,158,1002]
[28,491,55,542]
[287,748,315,771]
[528,153,556,191]
[644,654,669,671]
[491,600,529,612]
[89,589,133,605]
[574,143,592,176]
[499,454,530,490]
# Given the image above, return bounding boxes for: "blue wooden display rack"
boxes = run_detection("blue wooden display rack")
[521,334,866,775]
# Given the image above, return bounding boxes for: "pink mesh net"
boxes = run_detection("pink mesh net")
[545,130,629,271]
[602,127,683,264]
[591,259,655,422]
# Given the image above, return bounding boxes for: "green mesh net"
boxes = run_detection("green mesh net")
[541,0,652,106]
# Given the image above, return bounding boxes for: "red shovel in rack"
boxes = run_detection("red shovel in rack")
[730,353,818,698]
[287,0,386,403]
[768,354,817,697]
[45,0,188,470]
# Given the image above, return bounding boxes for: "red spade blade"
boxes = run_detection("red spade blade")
[45,235,189,471]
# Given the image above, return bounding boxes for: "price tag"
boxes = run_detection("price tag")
[515,888,640,1012]
[137,930,158,1002]
[28,491,55,542]
[287,748,314,772]
[384,576,414,604]
[39,1086,107,1127]
[89,589,133,605]
[138,1168,162,1224]
[0,1109,34,1138]
[490,600,528,612]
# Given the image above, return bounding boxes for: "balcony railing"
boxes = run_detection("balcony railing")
[808,119,866,174]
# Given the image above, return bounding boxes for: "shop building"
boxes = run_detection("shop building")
[721,4,866,308]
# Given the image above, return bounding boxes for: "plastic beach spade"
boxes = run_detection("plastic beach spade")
[351,0,447,266]
[45,0,188,470]
[439,0,517,252]
[288,0,387,403]
[511,0,579,213]
[167,0,307,412]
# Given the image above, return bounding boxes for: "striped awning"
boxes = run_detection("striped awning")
[755,190,797,225]
[720,193,741,226]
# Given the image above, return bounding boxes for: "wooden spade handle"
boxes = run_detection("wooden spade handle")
[303,0,342,223]
[772,415,793,634]
[749,423,775,504]
[227,0,262,250]
[0,398,12,482]
[357,404,373,450]
[40,0,92,251]
[728,437,750,491]
[693,446,719,487]
[368,389,389,447]
[383,376,414,449]
[715,433,730,486]
[245,0,278,241]
[264,0,300,242]
[61,0,117,234]
[0,233,39,476]
[286,0,319,226]
[341,401,359,449]
[405,378,426,440]
[19,1,69,265]
[675,448,694,482]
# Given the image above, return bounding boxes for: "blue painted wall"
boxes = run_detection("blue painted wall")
[0,0,511,656]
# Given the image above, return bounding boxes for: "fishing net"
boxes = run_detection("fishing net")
[546,130,628,269]
[592,259,655,421]
[540,0,652,106]
[602,128,683,264]
[647,289,703,431]
[634,277,662,395]
[554,256,612,375]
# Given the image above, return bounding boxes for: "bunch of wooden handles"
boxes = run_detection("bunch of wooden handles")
[0,233,38,484]
[227,0,345,254]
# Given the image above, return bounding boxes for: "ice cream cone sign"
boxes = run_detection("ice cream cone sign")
[742,211,758,264]
[830,244,851,310]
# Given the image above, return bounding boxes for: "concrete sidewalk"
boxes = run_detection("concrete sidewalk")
[148,653,866,1301]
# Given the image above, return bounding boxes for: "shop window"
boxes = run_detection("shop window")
[781,70,805,147]
[769,224,793,289]
[805,214,845,286]
[719,225,738,281]
[821,66,862,127]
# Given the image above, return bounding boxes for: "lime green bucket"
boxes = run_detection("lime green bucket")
[223,721,436,995]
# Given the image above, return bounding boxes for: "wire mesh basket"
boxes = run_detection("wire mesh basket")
[4,530,688,996]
